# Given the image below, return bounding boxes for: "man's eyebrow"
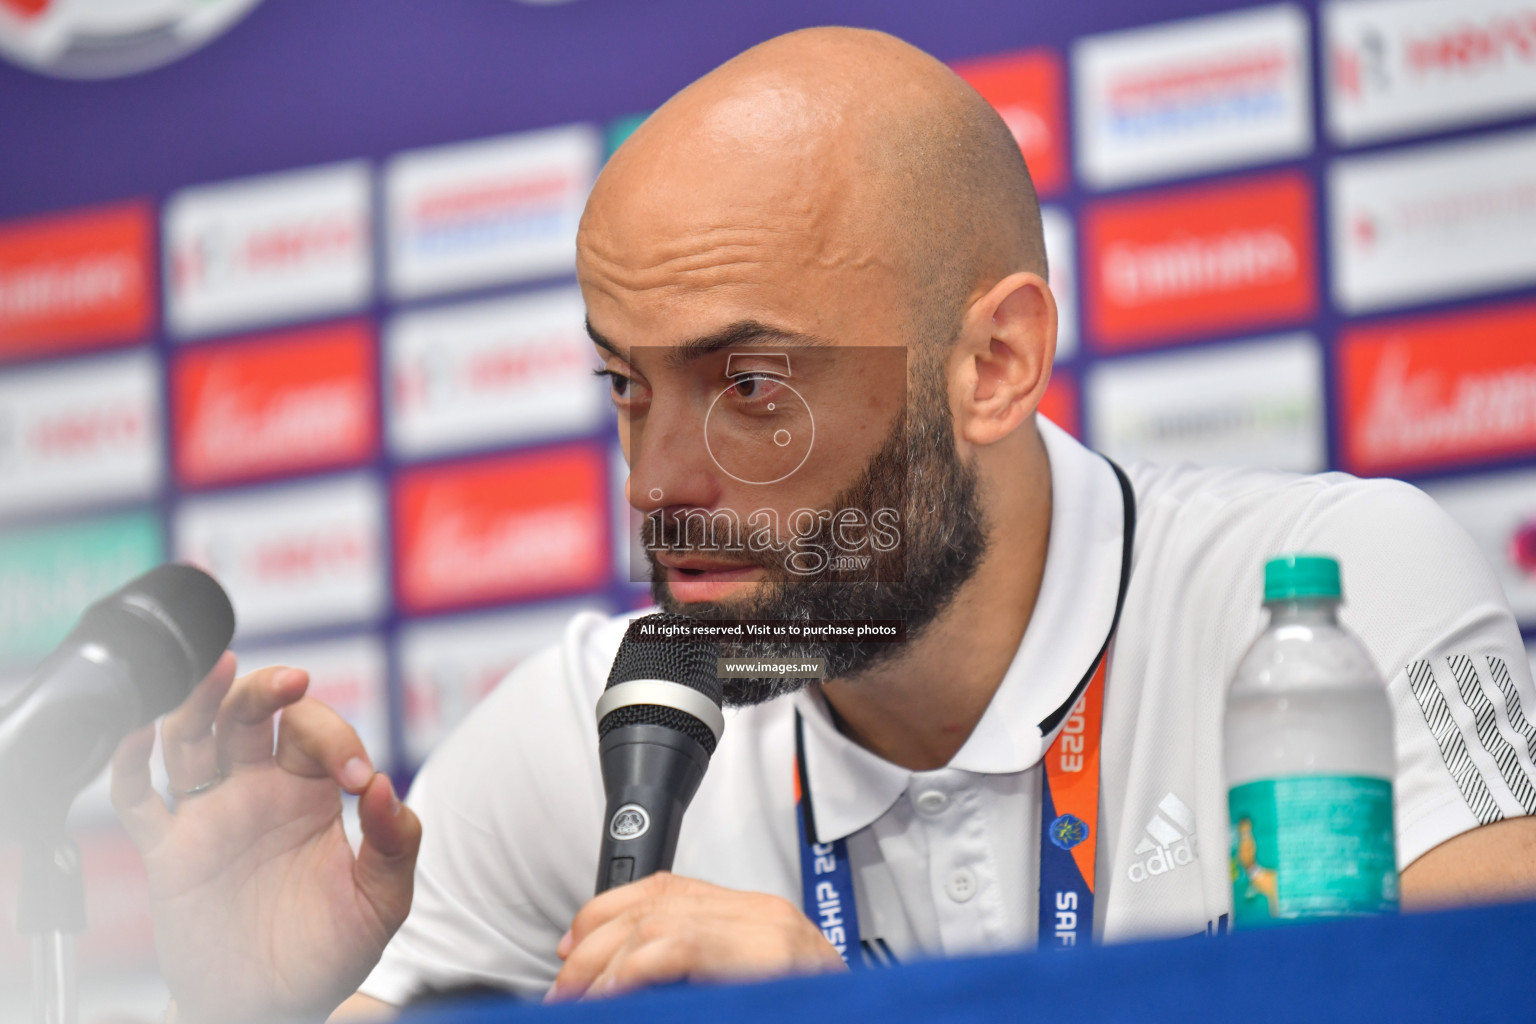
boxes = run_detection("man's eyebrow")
[585,318,831,369]
[586,319,625,360]
[663,321,831,370]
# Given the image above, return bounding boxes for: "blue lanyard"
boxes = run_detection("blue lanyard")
[793,458,1135,964]
[793,716,862,964]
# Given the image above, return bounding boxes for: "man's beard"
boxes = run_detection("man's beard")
[648,357,989,706]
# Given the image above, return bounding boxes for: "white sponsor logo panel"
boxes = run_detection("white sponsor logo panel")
[1329,127,1536,313]
[1325,0,1536,145]
[385,124,600,300]
[237,633,392,768]
[1074,4,1312,189]
[398,601,609,764]
[175,473,387,638]
[1087,333,1325,472]
[0,350,162,516]
[1041,206,1077,361]
[165,161,372,339]
[387,286,605,459]
[1422,469,1536,628]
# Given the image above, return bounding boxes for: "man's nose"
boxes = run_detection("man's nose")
[625,399,722,517]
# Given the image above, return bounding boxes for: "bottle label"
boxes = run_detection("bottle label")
[1227,775,1398,928]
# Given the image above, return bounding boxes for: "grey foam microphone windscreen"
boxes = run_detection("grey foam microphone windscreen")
[68,563,236,719]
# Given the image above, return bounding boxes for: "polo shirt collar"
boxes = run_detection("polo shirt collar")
[794,416,1128,842]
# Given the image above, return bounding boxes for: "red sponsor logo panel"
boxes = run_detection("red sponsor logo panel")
[1340,300,1536,475]
[1084,171,1317,350]
[1039,372,1080,439]
[952,48,1068,197]
[172,320,377,487]
[0,201,153,361]
[394,444,609,613]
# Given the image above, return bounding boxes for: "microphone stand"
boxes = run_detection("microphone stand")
[17,831,84,1024]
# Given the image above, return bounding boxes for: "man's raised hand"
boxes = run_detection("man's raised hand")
[110,653,421,1024]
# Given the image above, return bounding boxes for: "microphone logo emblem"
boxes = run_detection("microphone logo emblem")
[608,804,651,842]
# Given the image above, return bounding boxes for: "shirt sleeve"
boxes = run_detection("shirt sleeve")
[358,615,612,1005]
[1287,477,1536,868]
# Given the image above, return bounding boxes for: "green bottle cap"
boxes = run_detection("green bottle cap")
[1264,553,1342,603]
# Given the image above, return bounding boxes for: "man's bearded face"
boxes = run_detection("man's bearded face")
[647,357,989,706]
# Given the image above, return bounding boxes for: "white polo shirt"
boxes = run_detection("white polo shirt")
[361,417,1536,1004]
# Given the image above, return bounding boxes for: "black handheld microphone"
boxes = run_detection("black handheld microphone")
[0,563,236,839]
[594,613,723,894]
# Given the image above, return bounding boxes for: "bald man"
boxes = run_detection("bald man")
[113,28,1536,1024]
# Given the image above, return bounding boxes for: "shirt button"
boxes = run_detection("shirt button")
[914,790,948,815]
[946,868,977,903]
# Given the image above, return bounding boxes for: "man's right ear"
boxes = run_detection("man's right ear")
[948,272,1057,449]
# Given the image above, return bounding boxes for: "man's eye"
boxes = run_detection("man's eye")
[731,374,782,401]
[594,368,631,398]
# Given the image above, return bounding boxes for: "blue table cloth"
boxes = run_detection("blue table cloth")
[401,898,1533,1023]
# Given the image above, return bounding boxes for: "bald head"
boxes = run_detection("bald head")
[579,27,1045,352]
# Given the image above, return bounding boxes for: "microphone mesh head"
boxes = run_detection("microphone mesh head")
[600,613,723,755]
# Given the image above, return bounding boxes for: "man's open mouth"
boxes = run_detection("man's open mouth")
[655,553,761,578]
[652,553,770,596]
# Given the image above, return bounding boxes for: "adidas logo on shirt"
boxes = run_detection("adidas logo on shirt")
[1127,793,1199,883]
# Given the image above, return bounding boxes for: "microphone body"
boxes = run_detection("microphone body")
[596,723,710,890]
[0,645,140,836]
[594,614,724,894]
[0,563,235,839]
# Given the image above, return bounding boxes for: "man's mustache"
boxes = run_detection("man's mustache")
[643,509,790,560]
[642,506,873,563]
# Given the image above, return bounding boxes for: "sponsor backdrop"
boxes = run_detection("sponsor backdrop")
[2,0,1536,1017]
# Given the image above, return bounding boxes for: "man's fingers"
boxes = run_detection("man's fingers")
[550,910,645,1001]
[567,872,684,949]
[353,774,421,936]
[555,883,847,1002]
[159,652,237,793]
[110,724,171,849]
[274,696,373,789]
[586,933,697,1000]
[554,879,716,1001]
[216,666,309,768]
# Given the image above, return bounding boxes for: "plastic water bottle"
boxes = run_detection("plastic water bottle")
[1223,554,1398,928]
